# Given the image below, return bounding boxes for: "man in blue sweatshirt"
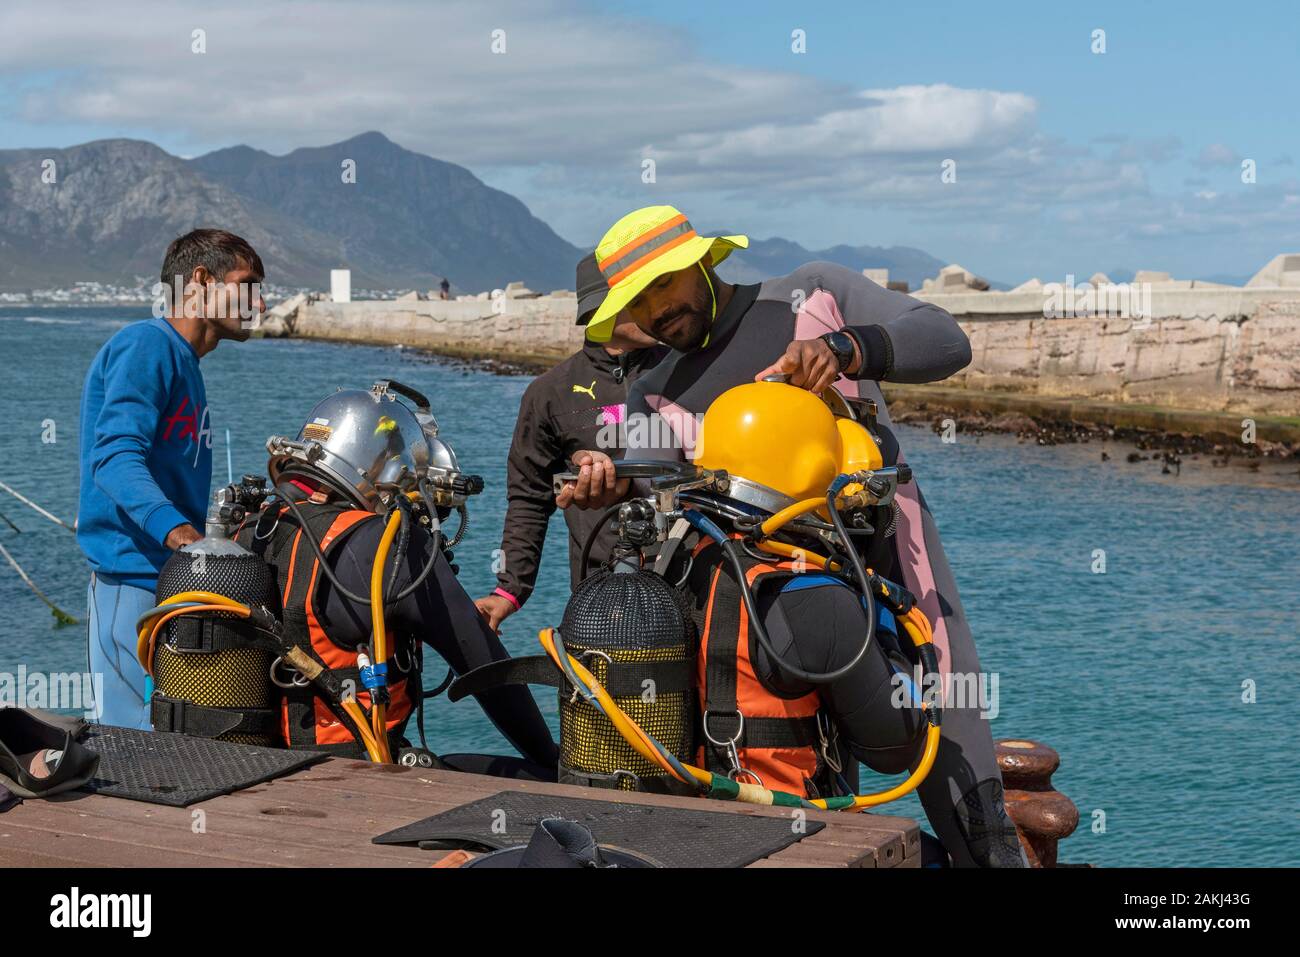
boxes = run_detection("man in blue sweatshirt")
[78,229,265,728]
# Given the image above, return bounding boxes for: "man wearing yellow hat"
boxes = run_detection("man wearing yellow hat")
[555,205,1025,868]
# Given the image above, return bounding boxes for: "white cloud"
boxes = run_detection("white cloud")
[1194,142,1242,169]
[0,0,839,169]
[0,0,1294,281]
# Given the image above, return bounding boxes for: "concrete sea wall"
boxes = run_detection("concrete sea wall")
[264,293,584,368]
[263,283,1300,422]
[937,296,1300,418]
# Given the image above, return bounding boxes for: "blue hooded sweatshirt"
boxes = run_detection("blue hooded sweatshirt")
[77,318,212,588]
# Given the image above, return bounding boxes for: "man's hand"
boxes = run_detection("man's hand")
[754,336,860,394]
[554,450,630,511]
[164,523,203,550]
[474,594,517,633]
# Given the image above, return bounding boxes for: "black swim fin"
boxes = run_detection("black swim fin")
[0,708,100,799]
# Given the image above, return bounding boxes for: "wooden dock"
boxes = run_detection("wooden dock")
[0,758,920,868]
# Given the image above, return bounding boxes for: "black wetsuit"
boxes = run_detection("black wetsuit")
[751,573,924,777]
[259,494,558,768]
[494,341,665,607]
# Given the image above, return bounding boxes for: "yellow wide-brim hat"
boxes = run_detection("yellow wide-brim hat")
[586,205,747,342]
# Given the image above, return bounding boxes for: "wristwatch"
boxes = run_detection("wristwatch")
[819,331,857,373]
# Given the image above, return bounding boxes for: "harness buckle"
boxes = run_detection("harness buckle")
[817,710,843,775]
[703,709,760,784]
[269,656,311,689]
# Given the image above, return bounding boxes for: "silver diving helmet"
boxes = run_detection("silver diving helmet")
[266,380,482,510]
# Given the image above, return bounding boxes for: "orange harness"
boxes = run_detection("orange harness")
[687,540,828,797]
[238,503,413,755]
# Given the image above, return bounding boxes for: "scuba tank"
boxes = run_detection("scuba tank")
[149,476,281,746]
[448,499,698,794]
[556,505,696,792]
[557,501,696,792]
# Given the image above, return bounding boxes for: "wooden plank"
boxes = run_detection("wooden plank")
[0,755,919,869]
[4,793,429,868]
[278,764,905,868]
[292,760,916,840]
[0,813,262,868]
[285,762,918,866]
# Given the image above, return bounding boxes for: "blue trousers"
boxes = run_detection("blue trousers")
[86,572,155,730]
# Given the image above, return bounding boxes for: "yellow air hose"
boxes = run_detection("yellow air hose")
[808,607,942,809]
[367,506,404,763]
[759,497,829,538]
[136,590,388,761]
[136,591,251,672]
[540,600,943,812]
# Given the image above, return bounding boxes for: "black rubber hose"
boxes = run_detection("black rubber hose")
[390,479,445,602]
[683,508,871,685]
[273,481,444,607]
[274,483,372,605]
[578,501,626,581]
[386,493,412,601]
[824,487,877,659]
[720,537,870,685]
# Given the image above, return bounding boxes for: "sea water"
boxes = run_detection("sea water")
[1,306,1296,867]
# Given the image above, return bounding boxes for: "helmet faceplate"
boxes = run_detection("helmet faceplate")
[268,382,451,509]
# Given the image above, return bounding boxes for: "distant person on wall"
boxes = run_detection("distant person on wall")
[77,229,265,729]
[439,277,451,300]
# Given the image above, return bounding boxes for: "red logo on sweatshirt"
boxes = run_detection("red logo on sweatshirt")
[163,397,199,442]
[163,396,211,465]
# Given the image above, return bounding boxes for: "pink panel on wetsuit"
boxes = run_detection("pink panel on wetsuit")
[794,288,953,672]
[643,395,701,457]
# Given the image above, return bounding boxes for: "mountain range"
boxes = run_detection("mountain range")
[0,131,960,294]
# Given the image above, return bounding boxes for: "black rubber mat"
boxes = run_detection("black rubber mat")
[77,725,326,807]
[372,789,825,868]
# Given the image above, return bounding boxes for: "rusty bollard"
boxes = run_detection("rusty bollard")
[996,739,1080,867]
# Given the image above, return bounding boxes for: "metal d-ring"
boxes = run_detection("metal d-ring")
[269,656,310,689]
[729,766,764,787]
[611,769,642,790]
[703,709,751,780]
[393,645,413,674]
[253,506,282,541]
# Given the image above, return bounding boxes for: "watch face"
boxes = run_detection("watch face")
[825,332,853,368]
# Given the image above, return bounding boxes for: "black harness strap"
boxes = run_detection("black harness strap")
[701,561,743,774]
[162,616,257,654]
[150,696,279,738]
[690,547,831,782]
[447,656,565,702]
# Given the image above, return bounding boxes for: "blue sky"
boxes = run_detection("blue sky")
[0,0,1295,283]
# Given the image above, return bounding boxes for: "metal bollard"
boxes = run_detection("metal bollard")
[996,739,1080,867]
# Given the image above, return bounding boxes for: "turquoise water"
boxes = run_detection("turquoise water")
[1,306,1296,866]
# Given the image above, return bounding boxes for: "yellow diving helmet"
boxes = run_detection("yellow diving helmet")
[694,381,883,513]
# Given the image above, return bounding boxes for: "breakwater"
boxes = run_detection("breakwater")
[261,277,1300,435]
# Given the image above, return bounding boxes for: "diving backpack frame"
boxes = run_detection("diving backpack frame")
[137,456,483,762]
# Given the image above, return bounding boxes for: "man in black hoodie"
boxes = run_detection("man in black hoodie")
[474,253,666,632]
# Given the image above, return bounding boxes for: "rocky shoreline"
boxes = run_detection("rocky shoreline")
[388,341,1300,472]
[887,400,1299,470]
